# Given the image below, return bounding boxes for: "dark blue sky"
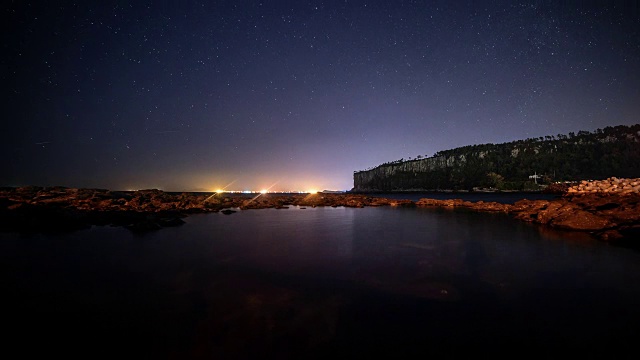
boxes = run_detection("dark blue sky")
[4,1,639,191]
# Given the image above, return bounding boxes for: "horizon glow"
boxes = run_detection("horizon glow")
[4,1,639,191]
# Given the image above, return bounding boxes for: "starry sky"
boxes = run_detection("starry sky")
[3,1,640,191]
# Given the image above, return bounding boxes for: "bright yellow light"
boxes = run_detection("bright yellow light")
[307,189,318,194]
[216,189,225,193]
[260,189,268,194]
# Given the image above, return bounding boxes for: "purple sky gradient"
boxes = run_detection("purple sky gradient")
[3,1,639,191]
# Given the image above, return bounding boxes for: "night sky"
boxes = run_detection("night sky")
[4,1,640,191]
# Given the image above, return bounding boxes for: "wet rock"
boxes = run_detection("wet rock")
[550,209,612,231]
[2,187,639,245]
[567,177,640,195]
[509,193,640,243]
[390,200,416,207]
[416,198,509,212]
[543,182,572,194]
[471,201,511,212]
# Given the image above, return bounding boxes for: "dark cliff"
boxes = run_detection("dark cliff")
[353,124,640,192]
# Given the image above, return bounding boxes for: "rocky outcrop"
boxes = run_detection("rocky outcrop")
[509,194,640,242]
[567,177,640,194]
[415,192,640,244]
[0,187,412,233]
[542,182,574,194]
[415,198,511,212]
[419,192,640,245]
[2,187,639,246]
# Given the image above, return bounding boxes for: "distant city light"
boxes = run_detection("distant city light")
[204,188,327,194]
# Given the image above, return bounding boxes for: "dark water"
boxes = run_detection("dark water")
[3,206,640,358]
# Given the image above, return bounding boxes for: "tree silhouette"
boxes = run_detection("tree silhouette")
[354,124,640,191]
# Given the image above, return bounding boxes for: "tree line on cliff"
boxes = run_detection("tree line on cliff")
[354,124,640,191]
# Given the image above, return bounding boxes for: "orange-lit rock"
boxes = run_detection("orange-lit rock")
[1,187,639,245]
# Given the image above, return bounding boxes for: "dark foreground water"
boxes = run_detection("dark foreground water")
[3,206,640,358]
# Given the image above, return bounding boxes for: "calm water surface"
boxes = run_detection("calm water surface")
[3,206,640,357]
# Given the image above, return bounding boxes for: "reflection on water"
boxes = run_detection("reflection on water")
[3,206,640,357]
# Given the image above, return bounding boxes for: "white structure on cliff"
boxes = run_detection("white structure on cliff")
[529,172,542,184]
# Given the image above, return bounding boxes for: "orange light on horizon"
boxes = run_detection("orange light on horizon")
[307,189,318,194]
[260,189,268,194]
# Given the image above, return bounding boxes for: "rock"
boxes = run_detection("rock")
[416,197,510,212]
[390,200,415,207]
[535,202,568,224]
[567,177,640,195]
[543,182,571,194]
[550,209,612,231]
[471,201,510,212]
[2,187,640,246]
[597,229,624,241]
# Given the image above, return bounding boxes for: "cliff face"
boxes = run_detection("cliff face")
[354,155,459,191]
[353,124,640,192]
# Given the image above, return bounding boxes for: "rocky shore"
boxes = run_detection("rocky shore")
[0,186,413,233]
[414,193,640,244]
[413,178,640,244]
[1,185,638,245]
[567,177,640,194]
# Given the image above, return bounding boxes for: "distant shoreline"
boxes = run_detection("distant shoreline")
[1,186,638,247]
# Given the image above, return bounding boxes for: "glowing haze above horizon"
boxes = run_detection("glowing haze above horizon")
[4,1,639,192]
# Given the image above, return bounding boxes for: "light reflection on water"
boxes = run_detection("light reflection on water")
[2,206,640,357]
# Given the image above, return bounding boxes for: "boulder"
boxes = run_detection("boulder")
[550,210,612,231]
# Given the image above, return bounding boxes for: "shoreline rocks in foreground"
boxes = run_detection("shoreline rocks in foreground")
[567,177,640,195]
[1,185,639,246]
[412,178,640,243]
[0,186,413,234]
[414,193,640,244]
